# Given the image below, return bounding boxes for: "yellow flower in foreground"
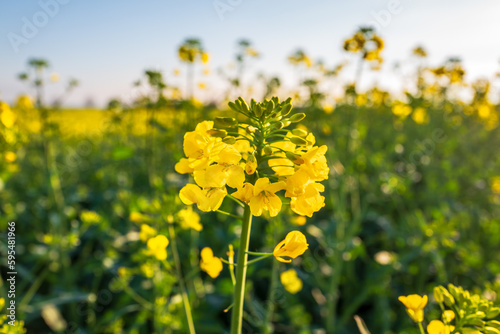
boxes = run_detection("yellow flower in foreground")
[179,183,227,212]
[398,294,428,323]
[290,182,326,217]
[248,178,286,217]
[200,247,223,278]
[412,107,429,124]
[177,206,202,231]
[147,235,169,260]
[280,269,303,294]
[273,231,309,263]
[427,320,454,334]
[139,224,157,242]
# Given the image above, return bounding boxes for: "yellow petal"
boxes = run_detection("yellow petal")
[179,184,204,205]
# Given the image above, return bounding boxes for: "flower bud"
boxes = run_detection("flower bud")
[289,113,306,123]
[254,104,263,117]
[281,103,293,117]
[238,97,249,112]
[266,100,275,114]
[223,136,236,144]
[207,129,227,137]
[263,146,273,155]
[246,126,257,134]
[215,117,238,127]
[292,129,308,137]
[228,101,240,112]
[274,121,284,130]
[286,151,304,164]
[487,308,500,319]
[289,136,309,146]
[484,327,500,334]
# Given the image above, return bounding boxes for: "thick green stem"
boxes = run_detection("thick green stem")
[167,222,196,334]
[230,205,253,334]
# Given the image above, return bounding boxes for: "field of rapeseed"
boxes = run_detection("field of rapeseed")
[1,27,500,334]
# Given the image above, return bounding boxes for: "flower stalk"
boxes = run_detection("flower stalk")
[230,205,253,334]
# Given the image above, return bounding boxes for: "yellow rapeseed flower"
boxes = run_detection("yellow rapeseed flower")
[179,183,227,212]
[280,269,303,294]
[290,182,326,217]
[398,294,428,323]
[273,231,309,263]
[200,247,223,278]
[247,178,286,217]
[0,102,16,128]
[291,216,307,226]
[16,95,34,109]
[298,145,329,182]
[427,320,454,334]
[130,211,150,223]
[492,177,500,194]
[177,206,202,231]
[147,235,169,260]
[412,107,429,124]
[139,224,157,242]
[5,151,17,163]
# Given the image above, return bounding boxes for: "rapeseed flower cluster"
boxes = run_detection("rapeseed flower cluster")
[176,96,329,219]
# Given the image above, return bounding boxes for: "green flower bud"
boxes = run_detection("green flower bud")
[254,104,263,117]
[246,126,257,134]
[289,113,306,123]
[266,100,275,114]
[215,117,238,127]
[283,120,291,127]
[285,97,292,104]
[487,308,500,319]
[228,101,240,112]
[486,320,500,329]
[207,129,227,137]
[292,129,308,137]
[281,103,293,117]
[263,146,273,156]
[484,326,500,334]
[223,136,236,144]
[274,121,284,130]
[238,97,249,112]
[289,136,309,146]
[286,151,305,164]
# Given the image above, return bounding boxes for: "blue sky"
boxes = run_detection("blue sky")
[1,0,500,107]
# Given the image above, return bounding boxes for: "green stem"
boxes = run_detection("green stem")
[230,205,253,334]
[418,322,426,334]
[167,222,196,334]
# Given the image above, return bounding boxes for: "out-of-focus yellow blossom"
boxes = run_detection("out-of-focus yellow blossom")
[173,68,181,76]
[323,103,335,114]
[139,224,157,242]
[392,103,412,118]
[442,310,455,323]
[179,183,227,212]
[291,216,307,226]
[234,178,286,217]
[140,263,155,278]
[80,210,102,225]
[198,82,206,90]
[16,95,34,109]
[355,94,367,106]
[203,68,210,76]
[412,107,429,124]
[0,102,16,128]
[273,231,309,263]
[117,267,129,278]
[201,52,210,64]
[200,247,223,278]
[50,73,59,82]
[478,104,492,119]
[492,177,500,194]
[5,151,17,163]
[398,294,428,323]
[147,235,169,260]
[427,320,454,334]
[129,211,150,223]
[177,206,202,231]
[413,46,427,58]
[280,269,303,294]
